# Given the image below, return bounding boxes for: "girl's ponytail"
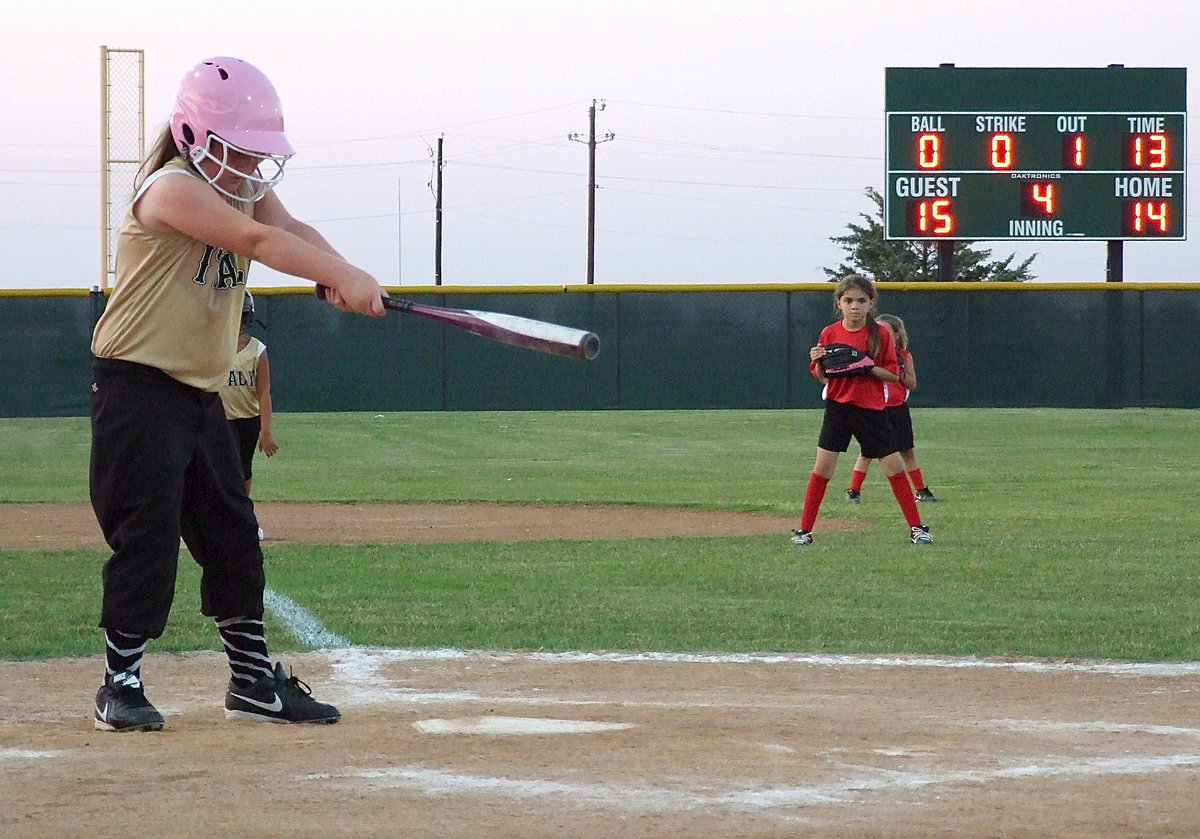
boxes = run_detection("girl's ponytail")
[866,314,881,359]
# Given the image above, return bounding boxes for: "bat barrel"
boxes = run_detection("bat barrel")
[320,287,600,361]
[578,332,600,361]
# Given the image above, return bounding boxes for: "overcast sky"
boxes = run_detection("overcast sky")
[2,0,1197,290]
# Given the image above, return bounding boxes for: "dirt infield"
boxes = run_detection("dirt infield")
[2,503,1198,838]
[0,500,834,550]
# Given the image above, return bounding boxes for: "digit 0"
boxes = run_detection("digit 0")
[917,134,941,169]
[989,134,1014,169]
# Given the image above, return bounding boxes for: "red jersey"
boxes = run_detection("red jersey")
[811,319,899,411]
[886,348,911,407]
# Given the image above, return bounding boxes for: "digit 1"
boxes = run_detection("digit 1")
[917,201,932,233]
[1060,135,1085,169]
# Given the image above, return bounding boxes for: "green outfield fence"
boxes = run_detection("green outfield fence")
[3,283,1199,417]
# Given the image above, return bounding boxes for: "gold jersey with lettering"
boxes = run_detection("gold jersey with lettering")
[91,157,254,391]
[220,336,265,420]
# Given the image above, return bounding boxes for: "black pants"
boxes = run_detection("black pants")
[90,358,264,637]
[228,416,262,480]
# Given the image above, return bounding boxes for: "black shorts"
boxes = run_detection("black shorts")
[90,358,264,636]
[228,416,262,480]
[886,403,915,451]
[818,399,899,460]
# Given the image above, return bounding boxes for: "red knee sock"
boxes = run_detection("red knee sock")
[907,468,925,491]
[800,473,830,532]
[849,469,867,491]
[888,472,922,528]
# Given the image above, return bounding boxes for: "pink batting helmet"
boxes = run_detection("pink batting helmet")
[170,57,294,202]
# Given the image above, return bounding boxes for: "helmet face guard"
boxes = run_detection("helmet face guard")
[170,57,294,204]
[241,291,256,330]
[187,136,289,204]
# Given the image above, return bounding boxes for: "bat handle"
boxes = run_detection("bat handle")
[315,284,410,313]
[381,297,413,314]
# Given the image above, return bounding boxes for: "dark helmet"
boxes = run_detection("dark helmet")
[240,291,255,330]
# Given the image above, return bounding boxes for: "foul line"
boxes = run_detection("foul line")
[261,590,1200,679]
[263,588,351,649]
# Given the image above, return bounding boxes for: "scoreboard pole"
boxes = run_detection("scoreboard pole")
[1107,63,1124,283]
[1107,241,1123,282]
[938,241,954,282]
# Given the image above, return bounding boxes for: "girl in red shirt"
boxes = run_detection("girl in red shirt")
[792,276,933,546]
[845,314,938,504]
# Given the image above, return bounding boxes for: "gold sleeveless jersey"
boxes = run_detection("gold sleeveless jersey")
[220,337,265,420]
[92,157,254,391]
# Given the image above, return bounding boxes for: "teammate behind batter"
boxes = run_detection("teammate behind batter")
[791,275,933,547]
[220,292,277,540]
[844,313,939,504]
[90,56,385,732]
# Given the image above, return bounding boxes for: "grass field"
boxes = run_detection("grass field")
[1,409,1197,662]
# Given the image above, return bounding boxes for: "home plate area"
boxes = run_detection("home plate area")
[2,649,1198,838]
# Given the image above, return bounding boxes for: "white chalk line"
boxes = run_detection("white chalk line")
[246,600,1200,821]
[0,748,63,761]
[262,588,1200,680]
[263,588,351,648]
[997,719,1200,739]
[307,753,1200,815]
[320,647,1200,699]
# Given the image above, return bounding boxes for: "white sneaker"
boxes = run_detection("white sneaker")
[257,527,265,541]
[790,529,813,547]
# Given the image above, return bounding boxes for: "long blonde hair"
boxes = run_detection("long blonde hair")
[877,313,908,351]
[132,123,182,195]
[833,274,882,358]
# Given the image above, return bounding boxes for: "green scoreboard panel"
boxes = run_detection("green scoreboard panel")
[885,67,1186,241]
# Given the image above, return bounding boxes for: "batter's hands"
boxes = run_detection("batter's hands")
[321,270,386,317]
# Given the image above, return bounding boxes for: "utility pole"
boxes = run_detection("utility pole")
[570,100,614,284]
[436,135,446,285]
[403,175,408,286]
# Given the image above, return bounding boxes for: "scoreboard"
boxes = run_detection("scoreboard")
[885,67,1187,241]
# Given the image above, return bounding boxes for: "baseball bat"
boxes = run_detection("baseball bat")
[315,286,600,361]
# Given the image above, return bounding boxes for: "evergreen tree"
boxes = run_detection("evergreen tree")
[823,187,1037,282]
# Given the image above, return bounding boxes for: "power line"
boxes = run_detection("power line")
[606,99,881,121]
[300,102,584,147]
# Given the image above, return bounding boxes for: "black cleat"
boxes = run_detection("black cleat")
[845,489,861,503]
[225,662,341,724]
[915,488,939,503]
[94,671,165,732]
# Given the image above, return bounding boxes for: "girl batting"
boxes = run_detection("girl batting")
[90,57,385,732]
[844,313,938,504]
[791,275,933,547]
